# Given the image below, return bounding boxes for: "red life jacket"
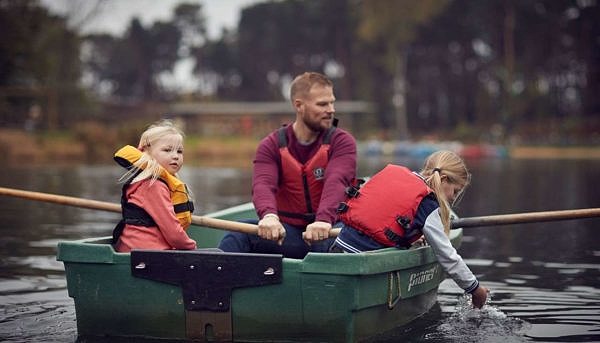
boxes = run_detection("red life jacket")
[339,164,433,247]
[275,125,336,227]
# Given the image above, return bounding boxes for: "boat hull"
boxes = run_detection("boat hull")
[57,202,463,342]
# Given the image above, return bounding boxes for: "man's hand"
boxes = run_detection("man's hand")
[258,214,286,245]
[471,285,489,309]
[302,221,331,244]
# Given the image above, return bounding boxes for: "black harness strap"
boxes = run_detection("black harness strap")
[384,228,412,249]
[174,201,194,214]
[112,177,176,244]
[277,125,288,148]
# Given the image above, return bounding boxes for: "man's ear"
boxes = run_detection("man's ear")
[293,98,303,112]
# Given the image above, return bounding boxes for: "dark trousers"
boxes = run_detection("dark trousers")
[217,219,334,259]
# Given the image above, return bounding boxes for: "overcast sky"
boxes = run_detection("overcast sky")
[41,0,262,39]
[40,0,263,92]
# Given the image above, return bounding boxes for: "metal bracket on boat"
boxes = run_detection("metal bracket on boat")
[387,271,402,309]
[130,249,283,341]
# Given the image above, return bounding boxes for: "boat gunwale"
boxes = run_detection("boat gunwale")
[57,229,463,277]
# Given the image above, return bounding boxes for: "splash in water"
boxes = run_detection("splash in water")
[427,292,530,343]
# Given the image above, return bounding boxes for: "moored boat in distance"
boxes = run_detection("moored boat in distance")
[57,202,463,342]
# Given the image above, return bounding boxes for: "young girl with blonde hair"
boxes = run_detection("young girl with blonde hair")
[331,150,489,308]
[112,120,197,252]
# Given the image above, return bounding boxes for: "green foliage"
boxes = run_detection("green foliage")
[0,0,86,128]
[357,0,449,71]
[86,18,182,100]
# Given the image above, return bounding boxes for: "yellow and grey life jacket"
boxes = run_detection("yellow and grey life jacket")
[112,145,194,242]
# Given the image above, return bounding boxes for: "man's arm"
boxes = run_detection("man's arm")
[304,129,356,243]
[252,134,280,219]
[315,129,357,224]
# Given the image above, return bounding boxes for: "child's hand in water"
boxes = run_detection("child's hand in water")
[472,285,489,309]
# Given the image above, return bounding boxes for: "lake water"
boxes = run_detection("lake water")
[1,156,599,342]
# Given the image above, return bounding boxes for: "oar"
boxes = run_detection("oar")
[450,208,600,229]
[329,207,600,236]
[3,186,599,238]
[0,186,259,235]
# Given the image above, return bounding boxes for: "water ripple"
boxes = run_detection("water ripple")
[427,293,530,343]
[0,289,76,342]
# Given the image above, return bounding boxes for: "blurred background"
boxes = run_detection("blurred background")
[0,0,599,165]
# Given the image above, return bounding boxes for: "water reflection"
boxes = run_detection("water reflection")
[0,158,599,342]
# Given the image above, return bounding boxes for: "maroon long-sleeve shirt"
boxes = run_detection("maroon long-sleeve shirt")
[252,124,357,225]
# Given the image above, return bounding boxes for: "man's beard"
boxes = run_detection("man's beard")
[303,115,331,133]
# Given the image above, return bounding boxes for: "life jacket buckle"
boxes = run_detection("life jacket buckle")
[396,216,411,229]
[354,178,365,187]
[345,186,360,198]
[337,202,349,213]
[345,178,365,198]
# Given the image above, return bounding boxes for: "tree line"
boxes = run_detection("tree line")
[1,0,598,142]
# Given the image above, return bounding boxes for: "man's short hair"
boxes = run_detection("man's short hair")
[290,72,333,101]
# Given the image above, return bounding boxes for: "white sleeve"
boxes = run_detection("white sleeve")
[422,208,479,292]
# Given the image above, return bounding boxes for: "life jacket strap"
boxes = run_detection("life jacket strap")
[322,124,337,144]
[112,221,125,244]
[174,201,194,214]
[122,202,157,226]
[384,228,411,249]
[337,202,349,213]
[112,173,158,244]
[112,201,158,244]
[277,125,288,148]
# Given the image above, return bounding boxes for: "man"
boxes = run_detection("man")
[218,72,357,258]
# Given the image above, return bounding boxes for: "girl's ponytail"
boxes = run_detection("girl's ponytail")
[420,151,470,235]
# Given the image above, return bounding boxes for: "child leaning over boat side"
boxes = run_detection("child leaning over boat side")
[112,119,197,253]
[330,150,490,308]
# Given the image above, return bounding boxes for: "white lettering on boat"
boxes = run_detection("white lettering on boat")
[407,265,440,292]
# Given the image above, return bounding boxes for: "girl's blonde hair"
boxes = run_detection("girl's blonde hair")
[120,119,185,184]
[420,150,471,235]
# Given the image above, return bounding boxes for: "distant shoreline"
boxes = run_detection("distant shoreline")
[508,146,600,159]
[1,129,599,166]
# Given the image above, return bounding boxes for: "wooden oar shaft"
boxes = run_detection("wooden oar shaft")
[0,186,259,234]
[0,186,122,213]
[451,208,600,229]
[190,215,258,234]
[334,208,600,235]
[3,186,599,235]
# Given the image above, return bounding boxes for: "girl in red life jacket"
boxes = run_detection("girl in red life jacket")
[113,120,197,253]
[331,150,489,309]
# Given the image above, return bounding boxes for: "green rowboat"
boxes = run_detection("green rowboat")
[57,202,463,342]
